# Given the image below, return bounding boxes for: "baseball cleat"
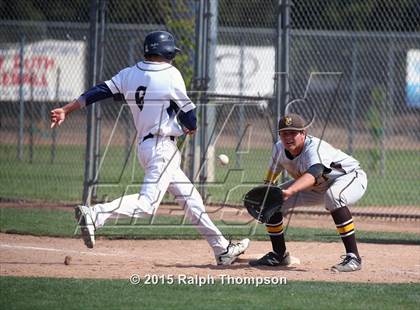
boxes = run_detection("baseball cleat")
[216,238,250,266]
[331,253,362,272]
[249,251,291,267]
[75,205,96,249]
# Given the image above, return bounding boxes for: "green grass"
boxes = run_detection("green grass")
[1,276,419,310]
[1,207,419,244]
[353,149,420,206]
[0,144,85,202]
[1,144,419,206]
[0,144,144,202]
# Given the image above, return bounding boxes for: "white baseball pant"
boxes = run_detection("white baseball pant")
[282,169,368,212]
[91,136,229,255]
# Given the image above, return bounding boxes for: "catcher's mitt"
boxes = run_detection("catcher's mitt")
[243,185,283,223]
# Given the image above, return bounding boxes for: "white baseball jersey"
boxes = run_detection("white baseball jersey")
[269,135,361,192]
[104,61,195,139]
[90,60,230,256]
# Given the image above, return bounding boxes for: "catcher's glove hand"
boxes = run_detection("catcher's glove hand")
[243,185,283,223]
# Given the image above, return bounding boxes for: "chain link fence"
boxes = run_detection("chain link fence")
[207,0,420,212]
[1,1,419,215]
[0,0,196,203]
[0,1,90,201]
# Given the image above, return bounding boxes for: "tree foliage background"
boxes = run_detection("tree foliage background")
[1,0,419,31]
[1,0,419,88]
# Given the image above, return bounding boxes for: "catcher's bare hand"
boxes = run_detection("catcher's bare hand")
[282,188,295,201]
[50,108,66,128]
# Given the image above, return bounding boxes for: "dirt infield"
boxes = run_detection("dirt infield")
[1,233,419,283]
[1,203,419,283]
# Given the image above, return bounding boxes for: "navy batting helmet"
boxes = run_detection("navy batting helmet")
[144,31,181,60]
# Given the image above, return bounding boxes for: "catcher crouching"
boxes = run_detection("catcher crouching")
[244,114,367,272]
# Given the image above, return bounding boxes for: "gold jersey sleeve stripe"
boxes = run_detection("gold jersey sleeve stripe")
[264,170,280,184]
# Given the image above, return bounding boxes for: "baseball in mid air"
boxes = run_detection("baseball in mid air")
[217,154,229,166]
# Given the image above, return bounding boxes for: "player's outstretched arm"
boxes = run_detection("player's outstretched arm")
[282,163,326,200]
[50,100,82,128]
[282,172,315,201]
[50,82,113,128]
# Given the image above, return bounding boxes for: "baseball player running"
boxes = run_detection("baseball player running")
[249,114,367,272]
[50,30,249,265]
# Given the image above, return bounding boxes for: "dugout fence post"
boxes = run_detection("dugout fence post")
[275,0,291,182]
[17,35,25,162]
[51,67,60,164]
[83,0,100,205]
[348,37,359,155]
[125,39,136,160]
[190,0,202,183]
[191,0,208,196]
[205,0,218,184]
[29,72,34,164]
[91,0,107,201]
[382,42,396,177]
[236,39,245,169]
[198,0,209,197]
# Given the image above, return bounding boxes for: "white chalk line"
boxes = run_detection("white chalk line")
[0,244,119,257]
[387,268,420,276]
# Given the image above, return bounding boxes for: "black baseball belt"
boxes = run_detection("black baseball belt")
[142,133,175,142]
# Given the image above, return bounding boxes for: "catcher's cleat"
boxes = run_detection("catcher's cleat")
[249,251,291,267]
[331,253,362,272]
[75,205,96,249]
[216,238,250,266]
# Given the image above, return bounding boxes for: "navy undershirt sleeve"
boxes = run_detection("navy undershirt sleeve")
[178,109,197,131]
[306,163,326,178]
[80,83,113,106]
